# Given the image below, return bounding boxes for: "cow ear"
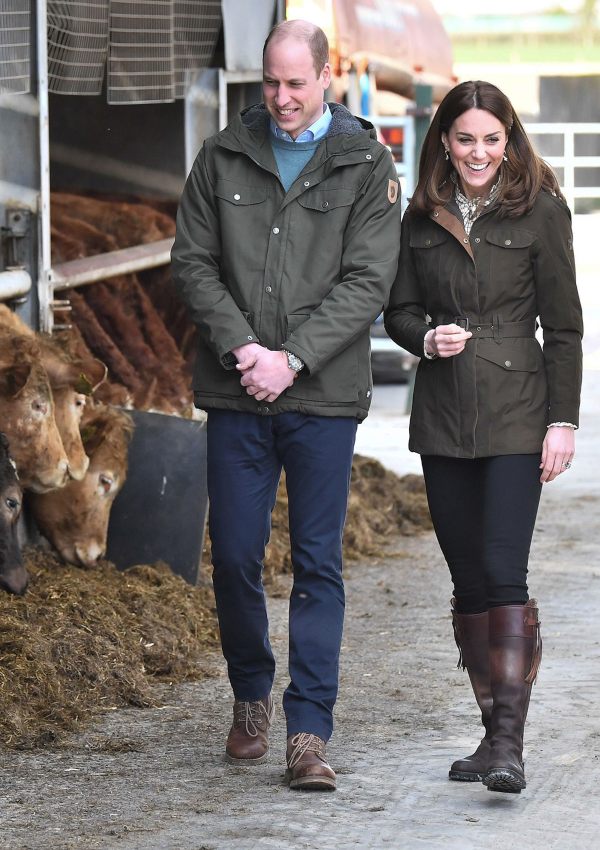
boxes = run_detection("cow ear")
[80,358,108,394]
[0,361,32,397]
[42,355,77,389]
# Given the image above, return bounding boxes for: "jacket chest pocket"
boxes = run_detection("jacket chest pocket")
[297,188,355,214]
[293,188,356,275]
[214,179,269,271]
[485,229,536,290]
[409,230,448,296]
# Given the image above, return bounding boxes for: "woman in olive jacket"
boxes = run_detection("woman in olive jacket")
[385,81,583,794]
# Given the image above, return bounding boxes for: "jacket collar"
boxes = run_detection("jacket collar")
[431,205,474,261]
[216,102,376,165]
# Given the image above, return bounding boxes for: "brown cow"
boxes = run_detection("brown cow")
[0,305,106,482]
[30,404,133,567]
[0,432,27,594]
[0,329,69,492]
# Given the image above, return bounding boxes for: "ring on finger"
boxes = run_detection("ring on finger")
[562,460,572,469]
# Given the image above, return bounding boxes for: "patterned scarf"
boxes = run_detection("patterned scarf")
[452,172,501,235]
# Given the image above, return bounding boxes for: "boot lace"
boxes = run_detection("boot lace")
[233,698,274,737]
[287,733,327,768]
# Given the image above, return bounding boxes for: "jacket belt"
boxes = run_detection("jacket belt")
[432,316,537,339]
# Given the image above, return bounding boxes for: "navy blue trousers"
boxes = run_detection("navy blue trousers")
[207,409,357,741]
[421,454,543,615]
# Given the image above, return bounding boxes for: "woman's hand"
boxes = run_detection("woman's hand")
[425,323,472,358]
[540,426,575,483]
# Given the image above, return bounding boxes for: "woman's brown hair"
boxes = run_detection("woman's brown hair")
[410,80,564,218]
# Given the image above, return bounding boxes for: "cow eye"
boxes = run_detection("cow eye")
[99,473,113,494]
[32,399,48,414]
[6,497,20,512]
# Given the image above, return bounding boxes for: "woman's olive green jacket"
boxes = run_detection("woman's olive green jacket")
[384,191,583,457]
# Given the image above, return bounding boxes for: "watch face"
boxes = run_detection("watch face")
[285,351,303,372]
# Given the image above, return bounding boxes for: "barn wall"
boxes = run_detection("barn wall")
[49,91,187,199]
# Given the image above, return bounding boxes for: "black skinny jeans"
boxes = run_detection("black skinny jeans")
[421,454,543,615]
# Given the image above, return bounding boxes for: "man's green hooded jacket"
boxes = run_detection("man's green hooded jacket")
[171,102,401,421]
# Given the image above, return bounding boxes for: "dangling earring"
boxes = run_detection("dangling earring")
[444,147,449,161]
[503,150,508,162]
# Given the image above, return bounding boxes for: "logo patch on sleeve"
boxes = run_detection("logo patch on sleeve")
[388,179,399,204]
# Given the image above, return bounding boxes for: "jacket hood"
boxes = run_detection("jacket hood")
[240,101,373,136]
[216,102,376,154]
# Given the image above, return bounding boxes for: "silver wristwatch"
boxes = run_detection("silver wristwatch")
[283,349,304,373]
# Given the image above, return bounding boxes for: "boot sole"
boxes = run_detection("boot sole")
[483,768,526,793]
[225,751,268,765]
[286,770,336,791]
[449,769,484,782]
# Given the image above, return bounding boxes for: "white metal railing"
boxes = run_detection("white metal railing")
[525,122,600,212]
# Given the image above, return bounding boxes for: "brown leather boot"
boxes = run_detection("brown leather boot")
[286,733,336,791]
[449,599,492,782]
[225,695,275,764]
[483,599,542,793]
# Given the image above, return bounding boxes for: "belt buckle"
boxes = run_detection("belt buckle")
[455,316,469,331]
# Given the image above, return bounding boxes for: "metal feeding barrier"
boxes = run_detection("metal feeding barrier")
[44,0,222,103]
[0,0,30,94]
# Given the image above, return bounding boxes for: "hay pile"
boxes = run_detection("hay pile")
[206,455,432,586]
[0,550,218,749]
[0,456,430,749]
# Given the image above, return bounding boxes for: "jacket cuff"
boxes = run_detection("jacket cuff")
[547,405,580,429]
[218,332,260,370]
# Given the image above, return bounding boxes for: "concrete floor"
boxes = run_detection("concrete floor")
[1,215,599,850]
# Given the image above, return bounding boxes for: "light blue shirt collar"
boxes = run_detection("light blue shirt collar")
[270,103,332,143]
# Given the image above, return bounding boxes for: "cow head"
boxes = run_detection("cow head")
[30,404,133,567]
[0,307,107,485]
[38,335,107,483]
[0,432,28,595]
[0,333,70,493]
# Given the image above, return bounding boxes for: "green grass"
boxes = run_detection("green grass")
[452,38,600,64]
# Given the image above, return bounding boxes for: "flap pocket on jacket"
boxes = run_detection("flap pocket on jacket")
[409,231,447,249]
[214,180,267,206]
[485,229,536,249]
[297,189,355,212]
[285,312,310,335]
[476,342,541,372]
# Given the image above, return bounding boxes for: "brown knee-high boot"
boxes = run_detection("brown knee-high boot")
[483,599,542,794]
[449,599,492,782]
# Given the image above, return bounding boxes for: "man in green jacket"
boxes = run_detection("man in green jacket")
[171,19,400,790]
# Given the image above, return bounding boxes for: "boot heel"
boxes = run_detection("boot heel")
[483,767,526,793]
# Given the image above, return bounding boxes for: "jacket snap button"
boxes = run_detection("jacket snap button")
[304,181,310,187]
[463,237,469,243]
[272,227,279,234]
[322,201,329,209]
[247,335,253,340]
[433,211,439,216]
[476,326,482,332]
[504,239,512,246]
[475,237,481,243]
[425,239,431,246]
[265,286,272,293]
[234,193,240,200]
[366,154,372,160]
[505,360,512,367]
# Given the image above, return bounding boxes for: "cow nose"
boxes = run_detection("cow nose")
[67,454,90,481]
[76,542,105,567]
[0,565,29,596]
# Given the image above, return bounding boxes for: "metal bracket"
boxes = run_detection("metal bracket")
[1,207,31,269]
